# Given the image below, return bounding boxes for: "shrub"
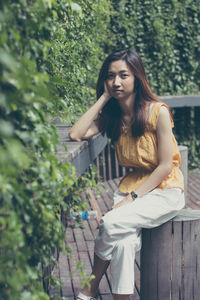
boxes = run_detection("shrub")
[0,0,110,298]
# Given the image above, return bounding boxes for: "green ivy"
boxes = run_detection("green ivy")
[45,0,111,123]
[0,0,108,299]
[107,0,200,168]
[108,0,200,95]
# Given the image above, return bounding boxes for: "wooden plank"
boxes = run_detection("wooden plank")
[79,251,92,276]
[73,227,88,252]
[141,222,172,300]
[86,240,95,259]
[101,182,114,207]
[55,127,107,177]
[107,179,118,194]
[68,242,82,296]
[113,177,121,187]
[100,294,113,300]
[160,95,200,108]
[87,188,102,218]
[102,149,107,181]
[98,183,113,211]
[156,222,172,300]
[82,220,94,241]
[49,264,61,299]
[95,193,109,216]
[66,226,75,243]
[171,221,183,300]
[59,251,74,297]
[183,220,200,300]
[107,144,112,180]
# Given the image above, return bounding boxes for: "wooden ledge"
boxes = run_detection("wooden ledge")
[54,123,107,177]
[160,94,200,107]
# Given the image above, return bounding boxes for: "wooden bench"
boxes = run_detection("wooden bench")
[141,209,200,300]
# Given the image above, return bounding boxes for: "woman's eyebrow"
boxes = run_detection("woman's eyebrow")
[119,69,129,73]
[108,69,129,74]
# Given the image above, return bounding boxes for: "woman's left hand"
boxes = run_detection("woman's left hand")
[112,194,134,210]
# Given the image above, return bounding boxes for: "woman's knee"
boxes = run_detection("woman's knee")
[99,213,117,237]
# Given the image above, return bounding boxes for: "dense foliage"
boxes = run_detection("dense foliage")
[107,0,200,169]
[47,0,110,123]
[108,0,200,95]
[0,0,199,299]
[0,0,109,299]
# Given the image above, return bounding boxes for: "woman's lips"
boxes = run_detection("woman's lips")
[113,89,123,93]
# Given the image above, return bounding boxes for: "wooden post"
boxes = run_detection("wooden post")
[140,209,200,300]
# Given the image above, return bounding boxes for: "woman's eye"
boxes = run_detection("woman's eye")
[107,74,114,79]
[121,74,128,78]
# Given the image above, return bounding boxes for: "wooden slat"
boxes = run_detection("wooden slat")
[183,220,200,300]
[161,95,200,108]
[65,226,75,243]
[87,188,102,218]
[68,242,82,296]
[140,222,172,300]
[82,220,94,241]
[55,126,107,177]
[100,294,113,300]
[49,265,61,299]
[59,251,74,297]
[171,222,183,300]
[95,192,110,215]
[73,227,88,252]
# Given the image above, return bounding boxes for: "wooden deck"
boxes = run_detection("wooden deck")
[50,171,200,300]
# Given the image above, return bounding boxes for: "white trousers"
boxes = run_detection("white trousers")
[94,188,185,295]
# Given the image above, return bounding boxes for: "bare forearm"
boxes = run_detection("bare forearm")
[134,163,172,197]
[69,93,109,141]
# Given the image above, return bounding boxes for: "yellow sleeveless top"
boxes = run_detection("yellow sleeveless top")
[115,102,184,193]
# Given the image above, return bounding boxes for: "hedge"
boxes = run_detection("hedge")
[107,0,200,168]
[0,0,109,299]
[108,0,200,95]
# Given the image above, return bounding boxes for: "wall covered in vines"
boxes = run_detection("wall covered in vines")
[0,0,110,299]
[106,0,200,169]
[108,0,200,96]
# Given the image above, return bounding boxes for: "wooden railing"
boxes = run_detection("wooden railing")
[55,95,200,178]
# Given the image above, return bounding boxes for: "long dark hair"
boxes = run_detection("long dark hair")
[96,49,161,142]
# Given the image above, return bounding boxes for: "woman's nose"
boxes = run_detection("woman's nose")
[113,76,121,86]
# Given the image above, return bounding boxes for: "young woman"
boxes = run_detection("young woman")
[69,49,184,300]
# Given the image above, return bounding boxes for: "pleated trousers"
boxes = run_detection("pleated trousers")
[94,188,185,294]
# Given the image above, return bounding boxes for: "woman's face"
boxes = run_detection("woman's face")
[106,59,135,100]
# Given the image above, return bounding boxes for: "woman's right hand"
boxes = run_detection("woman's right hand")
[103,81,112,102]
[69,82,111,141]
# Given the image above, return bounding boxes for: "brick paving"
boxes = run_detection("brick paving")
[50,172,200,300]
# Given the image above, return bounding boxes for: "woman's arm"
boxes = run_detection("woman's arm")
[69,87,111,141]
[134,106,173,197]
[112,106,173,208]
